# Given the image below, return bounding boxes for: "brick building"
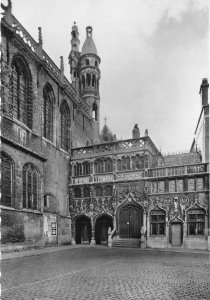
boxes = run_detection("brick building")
[1,1,209,251]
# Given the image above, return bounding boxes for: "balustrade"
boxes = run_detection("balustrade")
[72,137,146,158]
[148,163,207,178]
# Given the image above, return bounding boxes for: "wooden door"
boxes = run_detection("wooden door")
[120,205,142,238]
[171,223,182,246]
[120,208,130,238]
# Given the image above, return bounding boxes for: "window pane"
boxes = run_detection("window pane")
[159,223,165,235]
[197,223,204,235]
[151,223,157,235]
[188,223,196,235]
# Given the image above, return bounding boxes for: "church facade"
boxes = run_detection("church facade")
[1,1,209,251]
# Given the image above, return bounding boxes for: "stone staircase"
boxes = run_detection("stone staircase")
[112,238,141,248]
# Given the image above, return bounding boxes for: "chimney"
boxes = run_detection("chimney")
[199,78,209,107]
[132,124,140,139]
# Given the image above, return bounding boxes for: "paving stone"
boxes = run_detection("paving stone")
[1,247,210,300]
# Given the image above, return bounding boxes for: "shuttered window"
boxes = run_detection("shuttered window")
[1,153,13,206]
[23,163,39,210]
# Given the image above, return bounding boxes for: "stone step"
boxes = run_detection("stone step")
[112,239,140,248]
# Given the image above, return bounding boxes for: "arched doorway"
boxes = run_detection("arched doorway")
[95,215,113,245]
[75,216,91,244]
[119,203,143,238]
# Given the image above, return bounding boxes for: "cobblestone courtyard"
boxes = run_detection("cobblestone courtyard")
[2,247,210,300]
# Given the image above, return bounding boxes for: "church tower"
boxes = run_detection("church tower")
[79,26,101,137]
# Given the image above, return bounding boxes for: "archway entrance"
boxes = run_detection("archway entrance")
[119,203,143,238]
[95,215,113,245]
[75,216,91,244]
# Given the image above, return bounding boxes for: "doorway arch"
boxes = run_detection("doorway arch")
[95,215,113,245]
[75,216,91,244]
[119,203,143,238]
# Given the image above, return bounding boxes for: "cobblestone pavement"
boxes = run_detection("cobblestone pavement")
[1,247,210,300]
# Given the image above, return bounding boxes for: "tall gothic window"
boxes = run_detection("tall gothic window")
[60,100,70,151]
[150,209,166,235]
[187,208,205,235]
[1,152,13,207]
[23,163,39,210]
[43,84,54,141]
[11,56,32,128]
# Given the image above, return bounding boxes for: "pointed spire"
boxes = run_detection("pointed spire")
[60,56,64,83]
[38,27,43,46]
[37,27,43,59]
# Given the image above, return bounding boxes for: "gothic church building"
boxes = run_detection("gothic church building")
[1,1,209,251]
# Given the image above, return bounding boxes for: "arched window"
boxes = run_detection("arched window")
[83,187,90,198]
[86,74,91,86]
[150,209,166,235]
[85,59,90,66]
[117,159,122,171]
[95,159,104,174]
[96,186,103,197]
[122,157,127,171]
[131,156,136,170]
[95,61,98,67]
[43,84,54,141]
[74,187,81,198]
[105,185,112,196]
[11,56,32,128]
[187,208,205,235]
[82,75,85,89]
[1,152,13,207]
[92,74,96,87]
[105,158,113,173]
[83,161,90,175]
[75,163,82,176]
[60,100,70,152]
[126,157,131,170]
[23,163,39,210]
[92,103,98,121]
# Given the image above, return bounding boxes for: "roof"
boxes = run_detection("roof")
[81,26,98,55]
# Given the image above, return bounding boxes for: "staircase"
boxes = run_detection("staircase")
[112,238,141,248]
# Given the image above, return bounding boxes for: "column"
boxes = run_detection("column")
[90,216,95,246]
[71,219,76,245]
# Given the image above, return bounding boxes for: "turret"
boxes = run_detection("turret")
[78,26,101,137]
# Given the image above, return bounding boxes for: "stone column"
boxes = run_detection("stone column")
[71,219,76,245]
[90,216,95,246]
[166,216,169,248]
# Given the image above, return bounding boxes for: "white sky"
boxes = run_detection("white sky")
[6,0,209,153]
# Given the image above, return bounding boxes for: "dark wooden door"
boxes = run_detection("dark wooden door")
[120,205,142,238]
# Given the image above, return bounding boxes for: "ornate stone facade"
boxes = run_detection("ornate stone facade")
[1,1,209,251]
